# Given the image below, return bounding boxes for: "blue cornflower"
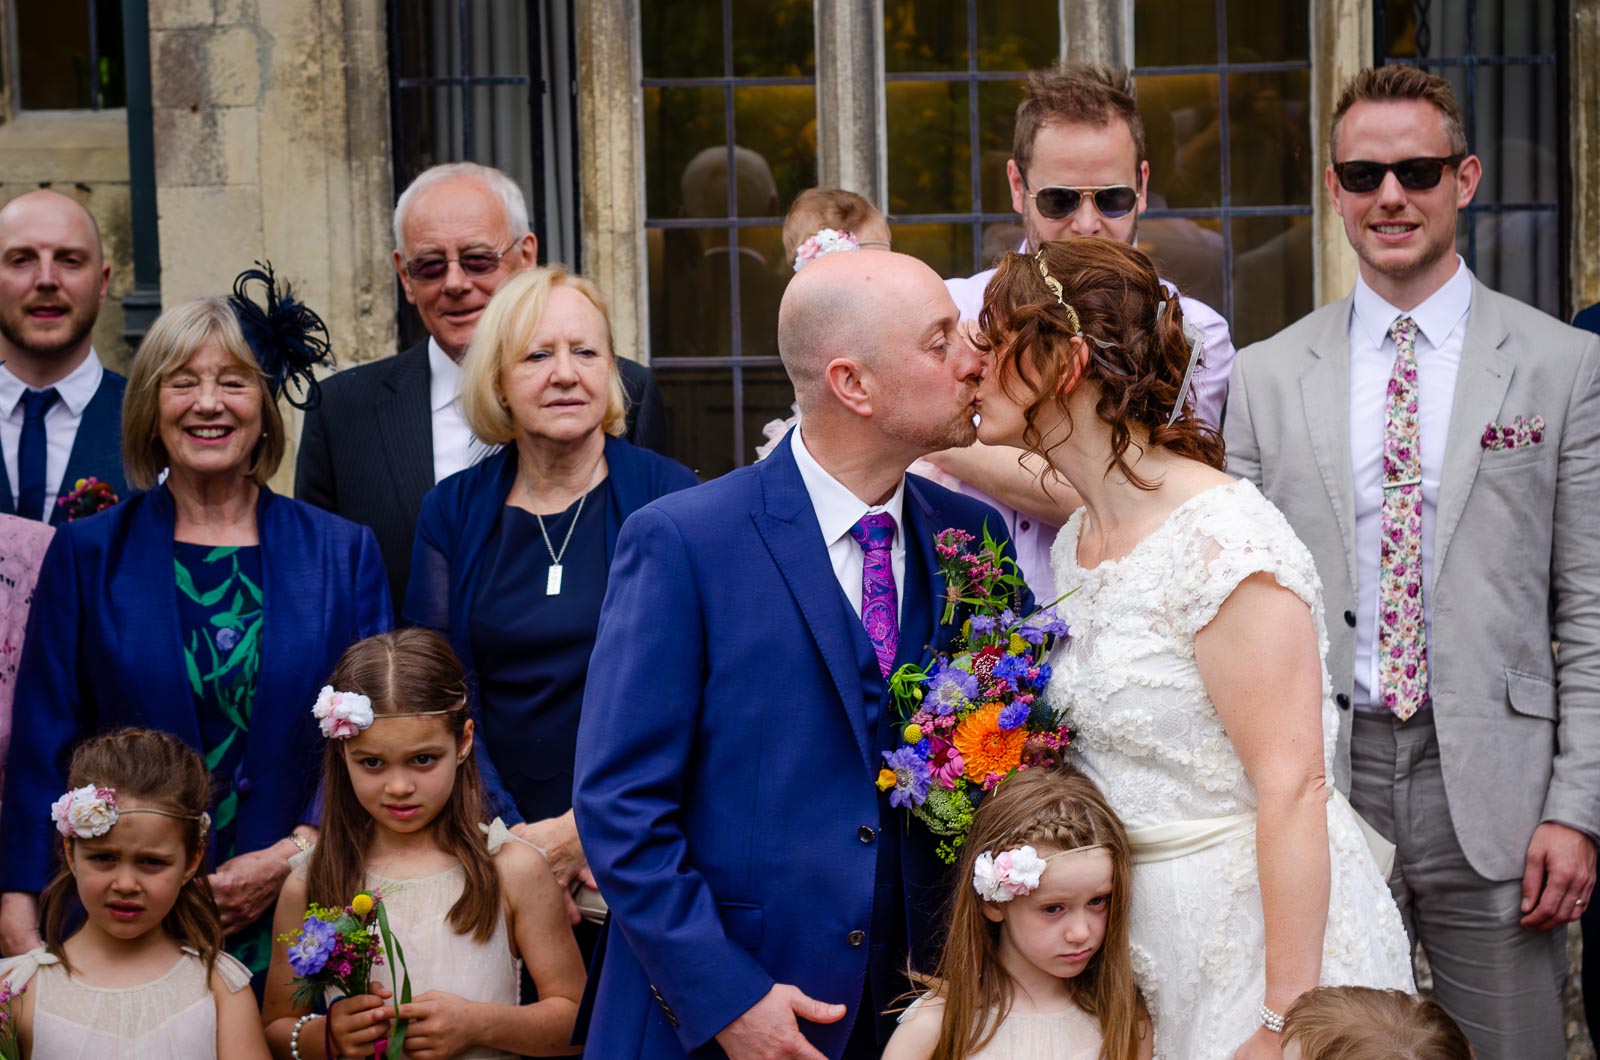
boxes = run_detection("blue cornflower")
[882,746,931,809]
[997,701,1032,731]
[992,654,1030,681]
[1033,662,1053,686]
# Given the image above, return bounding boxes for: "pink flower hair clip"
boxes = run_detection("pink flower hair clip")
[792,228,860,272]
[313,686,375,739]
[971,843,1104,902]
[50,785,211,839]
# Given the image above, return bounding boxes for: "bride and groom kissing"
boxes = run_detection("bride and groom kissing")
[569,240,1412,1060]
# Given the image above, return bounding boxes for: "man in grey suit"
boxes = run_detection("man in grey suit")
[1226,66,1600,1058]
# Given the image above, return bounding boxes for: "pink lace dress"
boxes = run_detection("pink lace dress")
[0,513,54,804]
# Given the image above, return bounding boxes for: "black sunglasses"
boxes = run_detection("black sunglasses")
[1026,183,1141,221]
[403,241,518,282]
[1332,155,1466,193]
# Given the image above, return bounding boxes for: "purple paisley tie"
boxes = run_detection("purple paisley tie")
[849,512,900,677]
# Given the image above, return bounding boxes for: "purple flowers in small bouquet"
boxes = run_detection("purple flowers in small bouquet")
[279,891,412,1058]
[0,980,24,1060]
[875,525,1073,863]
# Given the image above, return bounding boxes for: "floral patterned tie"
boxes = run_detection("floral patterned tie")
[849,512,900,677]
[1378,317,1428,720]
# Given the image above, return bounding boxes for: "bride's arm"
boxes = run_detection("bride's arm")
[1195,571,1329,1058]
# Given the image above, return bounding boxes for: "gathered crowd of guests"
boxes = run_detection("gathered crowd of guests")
[0,59,1596,1060]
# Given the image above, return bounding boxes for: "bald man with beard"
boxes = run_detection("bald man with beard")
[0,190,126,525]
[573,252,1027,1060]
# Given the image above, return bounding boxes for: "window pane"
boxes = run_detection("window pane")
[1473,64,1559,204]
[1225,71,1312,207]
[17,0,125,108]
[1226,0,1306,63]
[732,0,815,77]
[641,0,723,78]
[976,0,1059,71]
[732,85,819,211]
[657,368,738,478]
[1134,0,1217,67]
[643,88,728,218]
[978,81,1026,212]
[1472,210,1560,318]
[1137,74,1222,210]
[886,81,972,215]
[884,0,967,74]
[1140,216,1225,317]
[744,364,802,464]
[736,226,789,360]
[649,227,783,360]
[1231,215,1313,346]
[891,222,976,282]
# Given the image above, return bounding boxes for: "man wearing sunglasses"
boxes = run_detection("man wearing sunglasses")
[1226,65,1600,1059]
[934,63,1236,597]
[295,162,669,613]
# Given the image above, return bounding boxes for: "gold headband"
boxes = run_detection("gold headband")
[1035,249,1082,334]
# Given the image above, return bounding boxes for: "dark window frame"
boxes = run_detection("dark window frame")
[9,0,124,111]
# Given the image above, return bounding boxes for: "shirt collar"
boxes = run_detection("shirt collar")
[1352,256,1473,351]
[0,348,104,417]
[427,336,462,413]
[792,424,907,548]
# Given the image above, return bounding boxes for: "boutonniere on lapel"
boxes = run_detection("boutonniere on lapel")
[875,524,1074,863]
[54,477,120,521]
[1481,415,1545,451]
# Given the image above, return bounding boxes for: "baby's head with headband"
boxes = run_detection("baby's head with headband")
[782,187,892,272]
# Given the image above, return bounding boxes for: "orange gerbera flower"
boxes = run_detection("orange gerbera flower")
[953,704,1025,783]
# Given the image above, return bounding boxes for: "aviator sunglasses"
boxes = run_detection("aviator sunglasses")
[1332,155,1466,193]
[402,241,519,282]
[1025,181,1142,220]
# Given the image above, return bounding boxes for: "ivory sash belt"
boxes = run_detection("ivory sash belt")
[1126,791,1396,880]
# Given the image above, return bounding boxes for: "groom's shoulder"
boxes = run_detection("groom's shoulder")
[629,463,760,532]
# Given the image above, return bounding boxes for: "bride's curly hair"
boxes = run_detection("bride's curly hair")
[976,236,1225,489]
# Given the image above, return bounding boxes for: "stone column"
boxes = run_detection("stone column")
[1311,0,1372,306]
[148,0,396,488]
[575,0,648,365]
[1062,0,1133,67]
[1571,0,1600,316]
[815,0,885,206]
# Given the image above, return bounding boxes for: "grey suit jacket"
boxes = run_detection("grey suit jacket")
[1225,276,1600,881]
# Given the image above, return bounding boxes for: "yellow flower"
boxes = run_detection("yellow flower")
[74,478,88,490]
[903,724,923,745]
[350,893,374,916]
[876,768,898,792]
[1009,633,1027,654]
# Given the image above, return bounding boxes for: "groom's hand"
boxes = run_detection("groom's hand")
[715,984,845,1060]
[1520,821,1597,931]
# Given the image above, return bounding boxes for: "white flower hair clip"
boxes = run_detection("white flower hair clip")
[51,785,212,839]
[793,228,860,272]
[972,843,1105,903]
[313,686,375,739]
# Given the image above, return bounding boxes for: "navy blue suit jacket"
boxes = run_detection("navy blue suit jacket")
[0,369,128,526]
[1574,302,1600,336]
[0,485,391,893]
[572,435,1024,1058]
[404,436,699,824]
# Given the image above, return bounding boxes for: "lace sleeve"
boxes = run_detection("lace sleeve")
[1169,484,1325,640]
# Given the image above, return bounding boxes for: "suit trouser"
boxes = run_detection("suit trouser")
[1348,709,1566,1060]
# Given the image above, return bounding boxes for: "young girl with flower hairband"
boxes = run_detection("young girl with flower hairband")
[883,767,1152,1060]
[261,628,585,1059]
[0,728,269,1059]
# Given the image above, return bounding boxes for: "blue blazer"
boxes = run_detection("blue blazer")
[572,435,1026,1058]
[404,436,699,824]
[0,369,128,526]
[0,485,392,893]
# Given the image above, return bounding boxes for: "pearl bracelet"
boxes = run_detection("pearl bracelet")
[1259,1002,1286,1033]
[289,1013,318,1059]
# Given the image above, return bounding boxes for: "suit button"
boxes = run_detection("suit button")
[1343,610,1357,628]
[858,825,876,844]
[1020,520,1031,531]
[1336,693,1351,710]
[847,930,866,947]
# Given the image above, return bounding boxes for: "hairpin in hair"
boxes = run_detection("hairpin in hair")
[229,261,335,410]
[1153,295,1205,427]
[793,228,860,272]
[312,686,454,740]
[972,842,1106,903]
[1034,249,1123,378]
[51,785,211,839]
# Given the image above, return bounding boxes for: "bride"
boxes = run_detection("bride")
[972,237,1413,1058]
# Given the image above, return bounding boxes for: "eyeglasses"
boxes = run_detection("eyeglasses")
[1025,183,1141,220]
[1332,155,1466,193]
[402,241,518,282]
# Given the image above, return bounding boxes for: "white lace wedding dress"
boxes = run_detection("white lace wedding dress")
[1044,479,1414,1058]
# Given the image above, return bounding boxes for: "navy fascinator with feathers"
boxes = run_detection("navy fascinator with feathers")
[228,262,334,410]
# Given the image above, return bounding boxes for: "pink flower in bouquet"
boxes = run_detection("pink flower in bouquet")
[926,737,964,789]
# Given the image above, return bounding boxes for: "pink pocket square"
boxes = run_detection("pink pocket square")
[1481,415,1545,450]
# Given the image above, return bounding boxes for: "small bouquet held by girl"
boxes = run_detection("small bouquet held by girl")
[0,981,24,1060]
[877,525,1073,861]
[279,886,412,1057]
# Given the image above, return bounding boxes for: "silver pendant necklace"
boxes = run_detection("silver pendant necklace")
[524,449,606,596]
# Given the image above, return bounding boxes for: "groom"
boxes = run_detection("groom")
[573,250,1017,1059]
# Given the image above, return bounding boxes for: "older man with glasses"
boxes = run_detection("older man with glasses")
[930,62,1235,596]
[296,162,669,613]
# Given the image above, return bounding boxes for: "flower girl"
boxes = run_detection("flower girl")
[0,728,267,1058]
[884,767,1152,1060]
[261,628,584,1059]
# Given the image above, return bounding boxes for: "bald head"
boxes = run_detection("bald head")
[0,189,110,378]
[0,189,104,263]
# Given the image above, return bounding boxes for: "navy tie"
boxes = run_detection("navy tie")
[16,387,60,520]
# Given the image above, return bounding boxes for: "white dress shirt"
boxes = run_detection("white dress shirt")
[792,425,906,617]
[427,337,494,483]
[0,348,105,515]
[1349,258,1472,709]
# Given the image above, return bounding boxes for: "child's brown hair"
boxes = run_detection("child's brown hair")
[1282,987,1472,1059]
[39,728,222,973]
[781,187,889,262]
[306,629,501,941]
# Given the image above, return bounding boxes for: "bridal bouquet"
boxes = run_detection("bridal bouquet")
[280,890,413,1058]
[876,525,1073,863]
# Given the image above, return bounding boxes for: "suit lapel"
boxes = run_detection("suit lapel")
[53,376,126,527]
[120,489,203,747]
[1301,299,1360,594]
[896,480,941,673]
[376,342,436,530]
[751,437,876,771]
[1432,282,1513,593]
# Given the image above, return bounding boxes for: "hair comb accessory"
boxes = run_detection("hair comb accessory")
[972,842,1106,902]
[1166,319,1205,428]
[229,261,335,410]
[51,785,210,839]
[793,228,861,272]
[1033,249,1119,357]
